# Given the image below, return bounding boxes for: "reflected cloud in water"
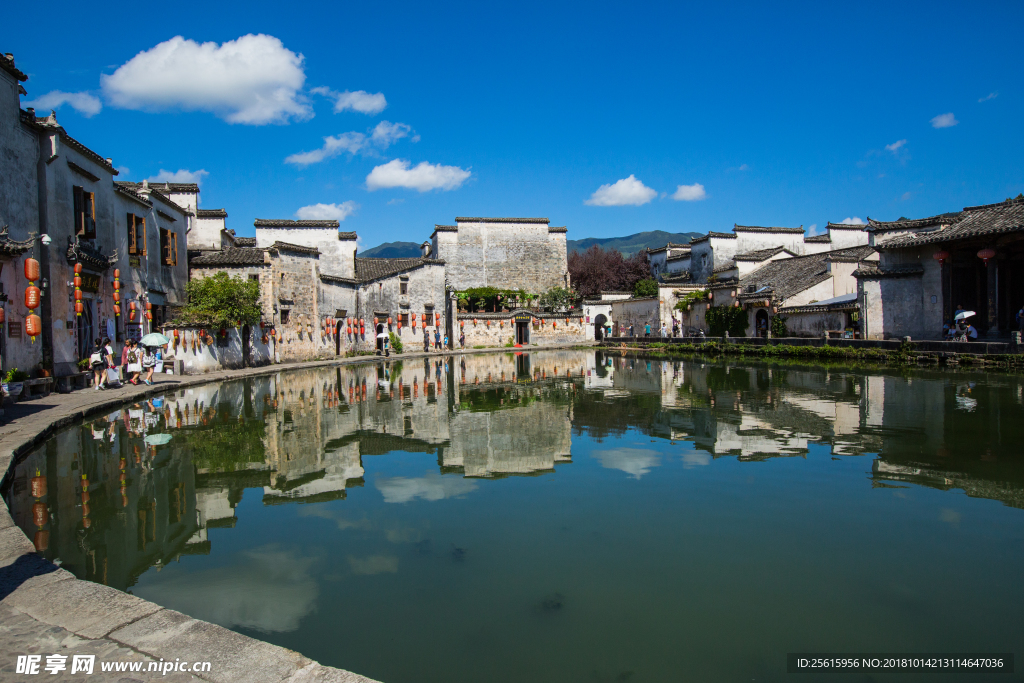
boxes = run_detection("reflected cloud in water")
[349,554,399,575]
[592,448,661,479]
[376,472,478,503]
[137,545,318,633]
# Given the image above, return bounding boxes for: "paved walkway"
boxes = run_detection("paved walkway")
[0,344,593,682]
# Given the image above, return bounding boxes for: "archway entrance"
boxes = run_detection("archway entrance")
[242,325,251,367]
[594,314,607,341]
[336,321,344,355]
[755,309,769,338]
[376,324,385,354]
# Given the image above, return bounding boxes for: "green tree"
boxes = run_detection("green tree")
[388,331,403,353]
[705,305,749,337]
[633,278,659,298]
[178,272,262,328]
[538,286,578,312]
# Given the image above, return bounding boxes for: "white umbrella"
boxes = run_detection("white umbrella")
[377,332,388,339]
[955,310,976,321]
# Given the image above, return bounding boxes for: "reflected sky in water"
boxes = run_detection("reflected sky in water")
[6,350,1024,682]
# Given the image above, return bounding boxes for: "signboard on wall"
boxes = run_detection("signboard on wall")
[125,323,143,342]
[8,322,20,339]
[80,273,101,293]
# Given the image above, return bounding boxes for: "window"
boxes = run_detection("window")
[249,274,259,282]
[127,214,146,255]
[399,313,409,326]
[399,280,408,295]
[280,310,290,324]
[73,186,96,239]
[160,228,177,266]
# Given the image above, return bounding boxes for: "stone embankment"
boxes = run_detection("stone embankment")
[601,335,1024,367]
[0,343,594,682]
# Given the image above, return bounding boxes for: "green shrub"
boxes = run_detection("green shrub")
[176,272,262,328]
[633,278,659,298]
[388,331,403,354]
[770,315,788,337]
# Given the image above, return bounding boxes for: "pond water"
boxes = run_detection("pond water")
[5,350,1024,682]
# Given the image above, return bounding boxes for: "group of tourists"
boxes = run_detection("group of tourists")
[89,337,162,389]
[421,329,452,352]
[624,318,691,339]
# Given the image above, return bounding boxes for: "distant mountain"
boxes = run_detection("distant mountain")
[359,241,422,258]
[567,230,704,256]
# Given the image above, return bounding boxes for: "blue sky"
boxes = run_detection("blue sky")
[4,1,1022,247]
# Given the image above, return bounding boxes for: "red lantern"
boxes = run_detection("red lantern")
[977,248,996,266]
[412,317,417,328]
[146,301,152,311]
[23,257,39,282]
[113,280,120,290]
[388,317,392,325]
[74,263,83,275]
[25,314,41,339]
[420,313,426,322]
[129,301,136,311]
[0,308,5,324]
[460,320,464,328]
[74,275,82,289]
[75,302,84,315]
[33,502,48,528]
[146,311,153,321]
[74,289,83,302]
[24,285,40,310]
[113,305,121,316]
[347,326,352,335]
[435,313,439,327]
[933,250,950,264]
[113,268,120,279]
[33,530,49,552]
[113,291,120,303]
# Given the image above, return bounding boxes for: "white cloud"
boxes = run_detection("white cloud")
[24,90,102,117]
[585,175,657,206]
[901,191,912,201]
[681,451,710,468]
[840,217,866,225]
[978,92,998,103]
[312,87,387,115]
[147,168,209,185]
[885,139,907,153]
[930,112,958,129]
[806,223,821,236]
[295,201,357,221]
[366,159,471,192]
[672,183,707,202]
[284,121,413,166]
[101,34,310,125]
[375,472,477,503]
[348,555,399,575]
[738,163,749,171]
[592,447,661,479]
[116,166,130,177]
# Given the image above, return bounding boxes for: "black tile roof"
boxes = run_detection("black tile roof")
[826,222,868,230]
[804,234,831,243]
[734,224,804,233]
[548,226,568,233]
[1,53,28,81]
[713,262,738,274]
[338,231,357,240]
[660,271,692,283]
[118,181,199,193]
[455,217,549,224]
[197,209,227,218]
[269,241,320,255]
[666,253,690,262]
[254,219,339,228]
[866,212,962,232]
[689,231,737,244]
[113,183,152,208]
[649,242,690,253]
[853,263,924,279]
[733,246,792,261]
[876,197,1024,250]
[234,237,256,247]
[737,246,875,302]
[354,257,445,283]
[190,248,267,267]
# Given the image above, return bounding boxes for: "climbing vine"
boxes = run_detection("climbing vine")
[705,305,749,337]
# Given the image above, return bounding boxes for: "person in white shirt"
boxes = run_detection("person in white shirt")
[141,346,157,385]
[966,324,979,340]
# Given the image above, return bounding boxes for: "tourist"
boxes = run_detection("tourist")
[101,337,119,388]
[460,331,465,349]
[126,340,142,385]
[672,320,679,337]
[966,323,979,341]
[141,346,157,385]
[954,303,966,319]
[1017,305,1024,332]
[644,322,651,337]
[434,328,441,350]
[120,339,131,382]
[424,330,430,353]
[444,333,449,348]
[660,324,667,338]
[629,324,634,338]
[90,339,106,390]
[383,334,390,357]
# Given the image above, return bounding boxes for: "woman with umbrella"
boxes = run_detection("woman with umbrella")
[138,333,171,385]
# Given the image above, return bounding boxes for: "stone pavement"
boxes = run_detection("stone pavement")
[0,344,593,682]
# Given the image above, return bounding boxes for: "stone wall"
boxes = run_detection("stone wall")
[453,311,586,348]
[160,326,273,374]
[432,219,568,293]
[611,297,662,336]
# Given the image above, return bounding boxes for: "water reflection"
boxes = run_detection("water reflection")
[5,349,1024,598]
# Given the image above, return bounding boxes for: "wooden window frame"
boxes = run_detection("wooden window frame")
[74,186,96,239]
[127,214,146,255]
[127,213,137,254]
[160,228,177,266]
